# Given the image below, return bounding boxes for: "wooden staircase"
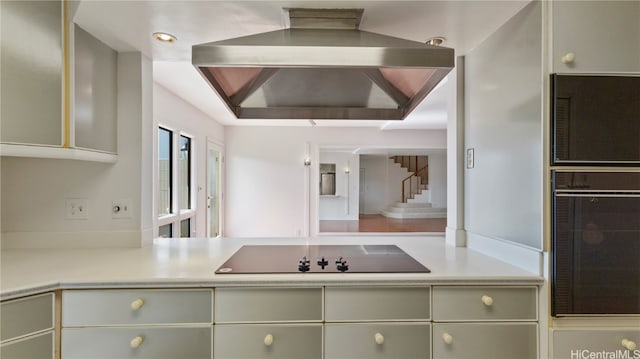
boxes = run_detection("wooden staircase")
[391,156,428,202]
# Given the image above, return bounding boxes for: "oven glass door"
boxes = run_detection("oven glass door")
[551,74,640,164]
[553,193,640,315]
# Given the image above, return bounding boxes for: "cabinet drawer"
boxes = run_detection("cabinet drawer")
[433,323,538,359]
[61,326,212,359]
[432,286,536,321]
[324,323,431,359]
[553,329,640,358]
[0,331,54,359]
[214,324,322,359]
[215,287,322,323]
[1,292,54,342]
[62,289,212,326]
[325,286,430,321]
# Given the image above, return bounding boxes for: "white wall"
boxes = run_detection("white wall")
[152,83,225,237]
[318,151,358,221]
[1,53,154,248]
[428,152,447,208]
[464,1,543,250]
[224,126,446,237]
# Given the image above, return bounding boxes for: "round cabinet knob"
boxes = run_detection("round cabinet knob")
[130,298,145,310]
[481,295,494,306]
[130,336,144,348]
[622,339,637,351]
[442,333,453,345]
[561,52,576,64]
[374,333,384,345]
[264,334,274,346]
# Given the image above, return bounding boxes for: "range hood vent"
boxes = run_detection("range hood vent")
[192,8,454,120]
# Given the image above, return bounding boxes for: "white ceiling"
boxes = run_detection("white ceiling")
[74,1,530,129]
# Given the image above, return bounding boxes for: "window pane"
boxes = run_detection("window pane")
[158,223,172,238]
[180,218,191,238]
[179,136,191,210]
[158,128,172,216]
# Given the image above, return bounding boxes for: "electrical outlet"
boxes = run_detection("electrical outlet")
[112,199,133,219]
[66,199,88,220]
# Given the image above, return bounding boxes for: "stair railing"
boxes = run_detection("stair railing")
[401,165,428,203]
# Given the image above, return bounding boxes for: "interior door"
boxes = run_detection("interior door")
[207,141,222,237]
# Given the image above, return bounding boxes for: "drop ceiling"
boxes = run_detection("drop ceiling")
[73,1,530,129]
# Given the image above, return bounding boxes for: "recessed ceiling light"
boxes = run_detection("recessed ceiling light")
[153,32,177,43]
[425,37,446,46]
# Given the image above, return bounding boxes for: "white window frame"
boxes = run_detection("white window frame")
[156,125,196,238]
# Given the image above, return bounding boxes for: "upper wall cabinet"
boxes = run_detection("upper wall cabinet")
[1,0,63,146]
[552,1,640,73]
[0,0,117,162]
[74,25,117,154]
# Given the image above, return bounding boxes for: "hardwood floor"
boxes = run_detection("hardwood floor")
[319,214,446,233]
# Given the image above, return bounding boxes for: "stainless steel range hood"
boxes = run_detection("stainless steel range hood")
[192,8,454,120]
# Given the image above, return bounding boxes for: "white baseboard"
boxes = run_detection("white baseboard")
[445,227,466,247]
[466,230,543,275]
[1,229,153,249]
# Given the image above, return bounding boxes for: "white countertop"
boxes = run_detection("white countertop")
[1,236,542,300]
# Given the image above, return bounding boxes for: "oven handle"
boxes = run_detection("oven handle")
[555,193,640,198]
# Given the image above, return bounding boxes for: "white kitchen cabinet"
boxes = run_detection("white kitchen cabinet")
[214,324,322,359]
[214,287,323,323]
[61,289,213,359]
[433,323,538,359]
[552,1,640,73]
[214,287,323,359]
[552,329,640,358]
[62,289,213,326]
[325,323,431,359]
[432,285,538,359]
[0,0,118,162]
[0,292,55,359]
[324,286,431,359]
[325,286,430,321]
[432,286,537,321]
[73,24,117,154]
[0,0,63,147]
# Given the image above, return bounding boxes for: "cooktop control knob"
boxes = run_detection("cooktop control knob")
[336,259,349,272]
[298,256,310,272]
[317,257,328,269]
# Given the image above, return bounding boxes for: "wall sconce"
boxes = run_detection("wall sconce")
[344,168,350,174]
[304,157,311,166]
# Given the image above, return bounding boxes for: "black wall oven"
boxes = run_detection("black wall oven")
[551,74,640,165]
[551,74,640,316]
[552,172,640,316]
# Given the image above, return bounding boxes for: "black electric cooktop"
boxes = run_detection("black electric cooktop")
[215,245,430,274]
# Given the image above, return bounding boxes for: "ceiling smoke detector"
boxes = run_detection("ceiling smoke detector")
[425,37,446,46]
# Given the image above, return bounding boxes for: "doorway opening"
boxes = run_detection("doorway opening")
[317,147,446,234]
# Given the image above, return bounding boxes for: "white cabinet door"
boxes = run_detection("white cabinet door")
[553,1,640,73]
[62,326,212,359]
[433,323,538,359]
[74,24,117,153]
[1,292,54,342]
[432,286,537,321]
[553,329,640,358]
[0,0,62,146]
[215,287,322,323]
[325,286,430,321]
[325,323,431,359]
[214,324,322,359]
[62,289,213,326]
[0,331,54,359]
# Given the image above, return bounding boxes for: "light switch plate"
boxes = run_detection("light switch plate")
[66,199,88,220]
[466,148,475,169]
